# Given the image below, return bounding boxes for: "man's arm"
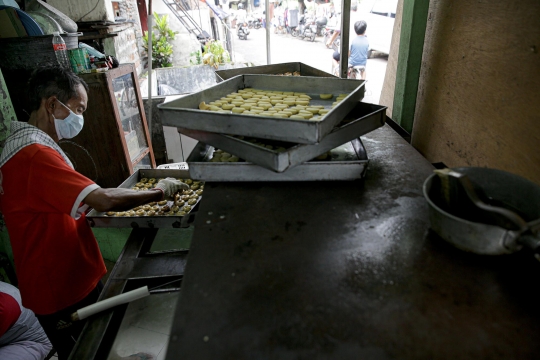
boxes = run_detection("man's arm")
[83,188,163,212]
[83,178,188,212]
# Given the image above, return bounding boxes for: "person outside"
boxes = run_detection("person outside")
[331,50,341,77]
[325,11,340,48]
[236,3,247,27]
[0,66,188,360]
[348,20,369,79]
[0,281,53,360]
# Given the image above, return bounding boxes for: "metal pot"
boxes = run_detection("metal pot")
[423,167,540,256]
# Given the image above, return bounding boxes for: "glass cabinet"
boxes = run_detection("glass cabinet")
[70,65,156,188]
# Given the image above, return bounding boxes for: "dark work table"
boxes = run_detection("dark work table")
[166,125,540,359]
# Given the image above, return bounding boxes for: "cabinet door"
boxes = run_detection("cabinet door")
[110,66,156,172]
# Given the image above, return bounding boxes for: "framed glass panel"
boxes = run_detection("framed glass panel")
[133,152,152,171]
[112,73,149,162]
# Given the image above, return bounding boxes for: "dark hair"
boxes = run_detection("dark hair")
[333,50,340,62]
[354,20,367,35]
[27,65,89,113]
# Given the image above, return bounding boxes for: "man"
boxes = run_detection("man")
[0,66,187,359]
[236,3,247,26]
[0,281,52,360]
[348,20,369,79]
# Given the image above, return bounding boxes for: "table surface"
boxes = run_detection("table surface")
[166,125,540,360]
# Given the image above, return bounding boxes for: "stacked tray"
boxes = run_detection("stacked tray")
[186,139,369,182]
[158,74,366,144]
[178,102,387,173]
[86,169,203,228]
[158,74,387,181]
[214,62,336,82]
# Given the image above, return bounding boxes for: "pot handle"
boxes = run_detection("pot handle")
[517,219,540,261]
[518,233,540,262]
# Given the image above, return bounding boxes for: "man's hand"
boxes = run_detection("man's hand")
[153,178,189,200]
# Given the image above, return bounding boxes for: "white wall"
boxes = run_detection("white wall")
[148,0,214,67]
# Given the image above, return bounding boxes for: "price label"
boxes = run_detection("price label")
[157,162,189,170]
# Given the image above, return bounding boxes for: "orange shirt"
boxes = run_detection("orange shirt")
[0,144,106,315]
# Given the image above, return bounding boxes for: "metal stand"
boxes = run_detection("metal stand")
[69,228,188,360]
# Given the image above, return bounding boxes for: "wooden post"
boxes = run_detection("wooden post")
[391,0,429,133]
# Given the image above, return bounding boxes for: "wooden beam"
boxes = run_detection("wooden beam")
[392,0,429,133]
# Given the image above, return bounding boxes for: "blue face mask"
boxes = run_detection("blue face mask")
[53,100,84,140]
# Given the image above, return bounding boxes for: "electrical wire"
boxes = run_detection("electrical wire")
[77,0,101,22]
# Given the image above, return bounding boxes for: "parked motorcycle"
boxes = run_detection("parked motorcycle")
[332,35,340,51]
[323,27,335,47]
[246,16,262,29]
[237,22,250,40]
[252,17,262,29]
[315,17,327,36]
[299,16,317,42]
[274,15,287,34]
[290,15,302,37]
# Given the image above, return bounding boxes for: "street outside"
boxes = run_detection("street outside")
[229,25,388,104]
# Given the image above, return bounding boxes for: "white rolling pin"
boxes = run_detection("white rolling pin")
[71,286,150,321]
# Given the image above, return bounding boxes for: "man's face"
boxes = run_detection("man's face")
[50,85,88,120]
[66,84,88,115]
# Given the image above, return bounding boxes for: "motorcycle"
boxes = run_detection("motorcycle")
[274,15,287,34]
[347,65,366,80]
[237,22,250,40]
[252,17,262,29]
[299,16,317,42]
[332,35,340,51]
[290,14,303,37]
[247,16,255,29]
[246,16,262,29]
[315,17,327,36]
[323,27,335,47]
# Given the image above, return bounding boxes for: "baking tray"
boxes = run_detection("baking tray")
[86,169,203,228]
[186,139,369,182]
[215,62,336,82]
[177,102,385,173]
[158,75,365,144]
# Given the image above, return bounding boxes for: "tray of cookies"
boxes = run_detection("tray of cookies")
[186,138,369,182]
[214,62,336,82]
[176,102,385,173]
[158,75,365,144]
[86,169,204,228]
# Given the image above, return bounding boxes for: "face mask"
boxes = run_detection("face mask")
[53,100,84,140]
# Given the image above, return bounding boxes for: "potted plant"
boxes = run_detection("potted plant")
[142,12,178,68]
[190,40,231,69]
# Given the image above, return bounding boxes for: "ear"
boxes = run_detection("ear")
[44,96,57,115]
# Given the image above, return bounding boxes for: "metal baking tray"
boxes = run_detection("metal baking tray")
[158,75,365,144]
[86,169,203,228]
[177,102,385,173]
[186,139,369,182]
[214,62,336,82]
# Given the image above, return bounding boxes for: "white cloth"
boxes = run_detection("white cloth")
[0,121,73,169]
[0,121,97,220]
[0,282,52,360]
[0,121,73,195]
